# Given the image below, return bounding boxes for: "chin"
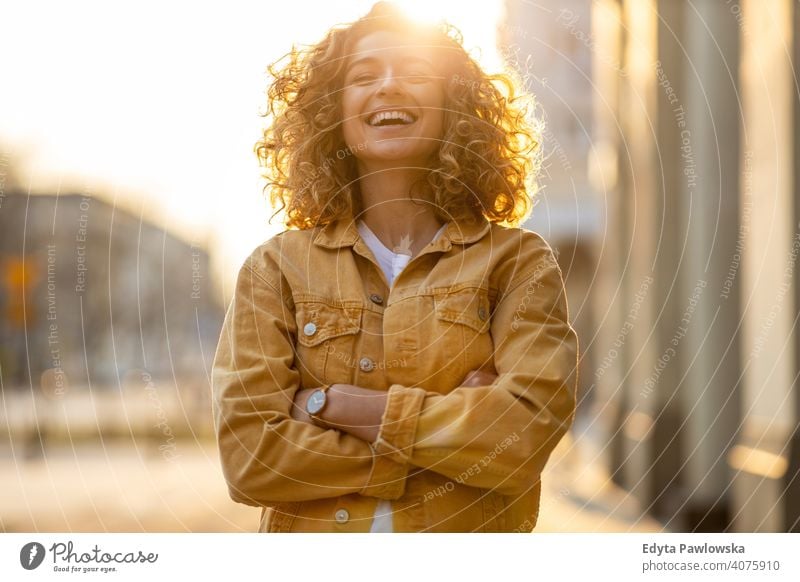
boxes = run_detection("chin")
[362,145,434,166]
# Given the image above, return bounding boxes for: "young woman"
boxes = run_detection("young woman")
[212,2,578,532]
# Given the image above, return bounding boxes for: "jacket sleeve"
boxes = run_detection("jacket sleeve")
[212,249,408,506]
[370,234,578,497]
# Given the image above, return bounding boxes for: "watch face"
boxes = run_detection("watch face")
[306,389,327,415]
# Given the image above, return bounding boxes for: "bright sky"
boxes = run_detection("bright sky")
[0,0,505,299]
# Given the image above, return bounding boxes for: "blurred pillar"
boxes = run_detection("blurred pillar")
[788,0,800,534]
[732,0,796,532]
[588,0,628,481]
[678,0,742,531]
[590,0,669,514]
[646,0,690,526]
[612,0,661,506]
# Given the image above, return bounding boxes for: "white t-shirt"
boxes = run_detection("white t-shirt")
[356,219,447,532]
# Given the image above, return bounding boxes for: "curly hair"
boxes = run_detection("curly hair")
[255,1,543,229]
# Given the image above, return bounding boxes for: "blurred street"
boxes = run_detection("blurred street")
[0,439,255,532]
[536,423,665,533]
[0,411,663,533]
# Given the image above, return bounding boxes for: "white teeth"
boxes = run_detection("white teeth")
[368,110,415,126]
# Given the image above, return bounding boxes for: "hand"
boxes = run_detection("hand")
[458,366,498,388]
[290,388,317,424]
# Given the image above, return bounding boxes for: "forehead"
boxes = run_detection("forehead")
[346,30,444,68]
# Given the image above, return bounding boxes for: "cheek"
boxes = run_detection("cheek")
[342,118,360,147]
[431,111,445,136]
[424,109,445,147]
[341,91,363,144]
[426,89,446,136]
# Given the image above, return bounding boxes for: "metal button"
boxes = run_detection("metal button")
[334,508,350,524]
[303,322,317,336]
[359,357,375,372]
[478,306,487,321]
[369,293,384,305]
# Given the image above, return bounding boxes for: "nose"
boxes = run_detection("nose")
[376,67,403,96]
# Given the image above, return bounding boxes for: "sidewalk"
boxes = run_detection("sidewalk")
[536,429,666,532]
[1,433,664,533]
[0,440,258,532]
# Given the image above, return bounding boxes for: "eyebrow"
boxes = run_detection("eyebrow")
[345,55,435,73]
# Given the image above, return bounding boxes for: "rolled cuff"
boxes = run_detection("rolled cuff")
[359,384,427,499]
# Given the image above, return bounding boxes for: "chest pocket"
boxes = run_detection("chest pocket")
[431,286,495,382]
[293,298,363,386]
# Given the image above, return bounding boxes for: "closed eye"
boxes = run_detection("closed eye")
[405,71,429,82]
[351,74,376,85]
[404,69,442,84]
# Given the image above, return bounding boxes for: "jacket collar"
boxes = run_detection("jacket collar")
[312,217,492,249]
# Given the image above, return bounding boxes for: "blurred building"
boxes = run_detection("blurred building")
[0,192,223,395]
[501,0,601,419]
[502,0,799,533]
[587,0,799,532]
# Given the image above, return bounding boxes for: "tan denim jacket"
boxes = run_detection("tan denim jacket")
[212,217,578,532]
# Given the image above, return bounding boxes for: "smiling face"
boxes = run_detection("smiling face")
[341,30,446,173]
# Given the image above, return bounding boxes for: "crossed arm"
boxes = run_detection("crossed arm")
[213,237,577,506]
[289,368,499,442]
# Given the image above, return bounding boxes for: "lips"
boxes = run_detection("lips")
[367,109,417,127]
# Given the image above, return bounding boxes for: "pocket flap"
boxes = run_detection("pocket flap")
[434,287,491,333]
[295,301,362,347]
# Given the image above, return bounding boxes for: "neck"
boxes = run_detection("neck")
[357,167,444,255]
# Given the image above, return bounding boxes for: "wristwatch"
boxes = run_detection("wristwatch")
[305,384,331,422]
